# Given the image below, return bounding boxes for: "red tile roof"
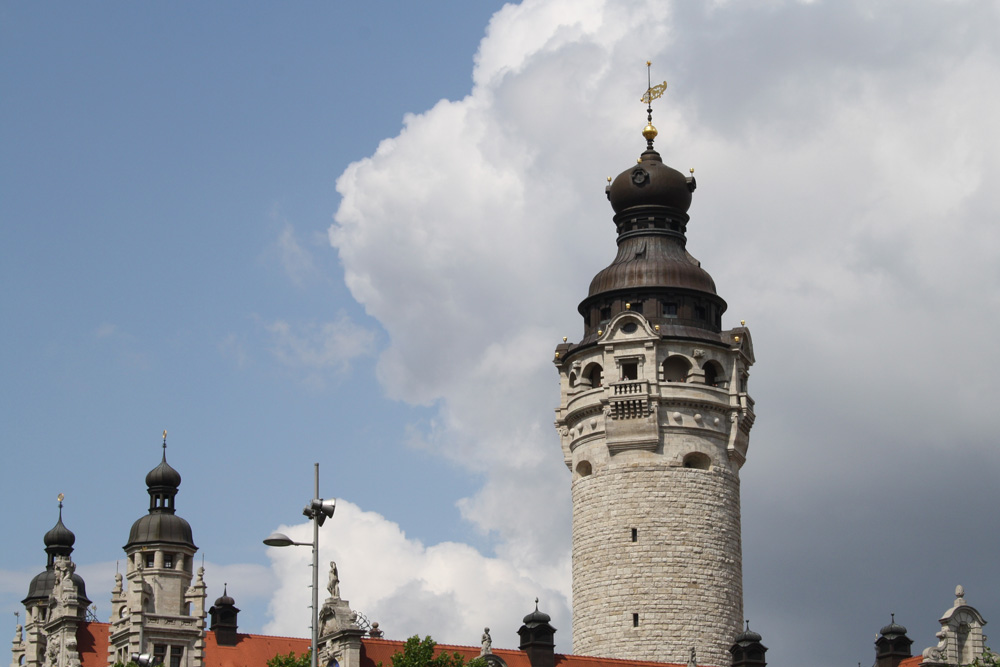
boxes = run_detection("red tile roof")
[78,623,109,667]
[898,656,923,667]
[68,624,695,667]
[204,630,310,667]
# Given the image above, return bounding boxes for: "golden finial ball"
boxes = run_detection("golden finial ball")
[555,352,560,359]
[598,329,603,336]
[654,325,660,331]
[57,493,65,503]
[690,168,695,174]
[734,335,741,342]
[642,123,658,141]
[625,303,631,310]
[741,319,745,326]
[562,336,568,342]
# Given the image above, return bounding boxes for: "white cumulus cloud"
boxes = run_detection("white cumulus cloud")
[262,500,567,648]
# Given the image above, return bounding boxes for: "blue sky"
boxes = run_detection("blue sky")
[2,1,500,549]
[3,3,1000,667]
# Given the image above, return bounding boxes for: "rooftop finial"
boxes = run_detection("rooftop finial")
[57,492,64,519]
[535,597,539,610]
[640,61,667,150]
[162,429,168,459]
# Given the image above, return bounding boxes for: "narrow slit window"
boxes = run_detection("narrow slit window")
[631,528,638,542]
[632,613,639,627]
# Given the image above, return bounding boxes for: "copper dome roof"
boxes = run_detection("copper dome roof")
[608,148,692,215]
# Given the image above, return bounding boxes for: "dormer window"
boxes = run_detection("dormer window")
[145,553,155,568]
[163,553,174,569]
[662,302,677,318]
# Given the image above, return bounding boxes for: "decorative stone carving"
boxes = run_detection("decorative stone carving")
[480,627,492,656]
[920,585,989,667]
[921,631,948,664]
[327,561,340,599]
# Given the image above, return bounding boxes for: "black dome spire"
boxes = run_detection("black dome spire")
[146,430,182,489]
[24,496,91,607]
[126,431,195,550]
[43,496,76,555]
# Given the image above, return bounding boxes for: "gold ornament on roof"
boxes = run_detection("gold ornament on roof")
[640,61,667,147]
[57,493,65,503]
[641,81,668,105]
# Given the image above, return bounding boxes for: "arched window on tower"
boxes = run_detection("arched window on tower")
[703,360,725,388]
[662,356,691,383]
[582,363,603,388]
[576,460,592,478]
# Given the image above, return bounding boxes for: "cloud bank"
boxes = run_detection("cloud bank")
[265,1,999,665]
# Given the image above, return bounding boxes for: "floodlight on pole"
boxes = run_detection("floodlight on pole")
[262,463,334,667]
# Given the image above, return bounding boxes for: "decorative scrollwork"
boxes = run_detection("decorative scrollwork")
[641,81,668,105]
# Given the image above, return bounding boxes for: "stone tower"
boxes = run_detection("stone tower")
[107,435,206,667]
[17,497,91,667]
[553,89,756,667]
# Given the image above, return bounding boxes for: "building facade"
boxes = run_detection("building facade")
[553,98,755,666]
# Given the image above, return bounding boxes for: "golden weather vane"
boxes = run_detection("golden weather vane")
[641,61,668,105]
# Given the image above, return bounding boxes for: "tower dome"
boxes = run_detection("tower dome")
[43,509,76,552]
[23,498,90,606]
[145,454,182,489]
[607,148,693,216]
[125,435,195,549]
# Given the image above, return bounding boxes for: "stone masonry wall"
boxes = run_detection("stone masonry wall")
[571,460,743,667]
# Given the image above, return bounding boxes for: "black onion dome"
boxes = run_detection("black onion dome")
[214,586,236,607]
[734,627,763,644]
[23,569,90,606]
[127,512,194,548]
[44,514,75,551]
[146,454,182,489]
[522,606,551,626]
[608,148,693,215]
[880,620,908,638]
[126,446,196,550]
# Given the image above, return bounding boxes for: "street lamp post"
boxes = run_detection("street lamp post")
[264,463,336,667]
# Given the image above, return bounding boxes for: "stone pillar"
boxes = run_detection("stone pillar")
[318,594,364,667]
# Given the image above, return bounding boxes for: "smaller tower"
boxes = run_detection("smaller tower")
[207,586,239,647]
[729,622,767,667]
[21,496,90,667]
[108,433,205,667]
[875,615,913,667]
[518,600,556,667]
